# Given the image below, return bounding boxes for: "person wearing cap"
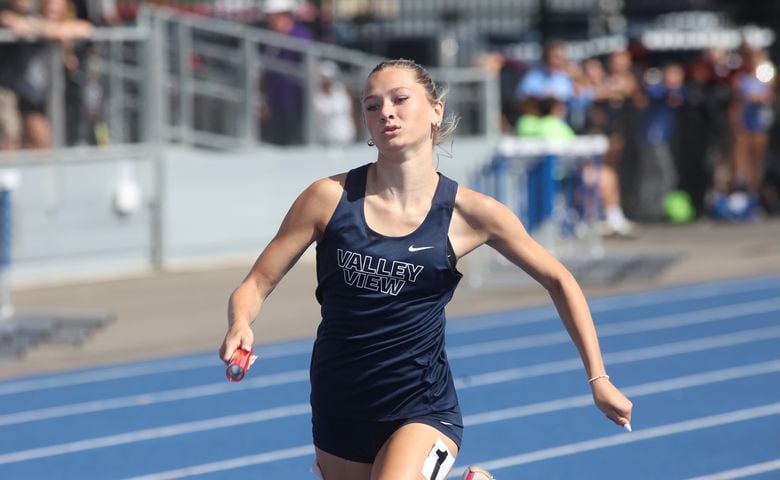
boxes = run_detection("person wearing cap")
[258,0,313,145]
[312,60,357,145]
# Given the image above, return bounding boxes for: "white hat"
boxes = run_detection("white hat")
[319,60,339,79]
[263,0,297,14]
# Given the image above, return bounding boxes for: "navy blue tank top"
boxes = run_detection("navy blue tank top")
[311,163,462,421]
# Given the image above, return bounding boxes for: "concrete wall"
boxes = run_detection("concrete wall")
[9,137,497,286]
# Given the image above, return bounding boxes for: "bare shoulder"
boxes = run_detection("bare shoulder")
[292,172,347,232]
[305,173,347,203]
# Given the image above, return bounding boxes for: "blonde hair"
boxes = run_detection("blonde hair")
[367,59,459,146]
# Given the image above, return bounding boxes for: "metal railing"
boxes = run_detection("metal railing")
[0,25,150,148]
[139,6,500,149]
[1,5,500,151]
[466,135,609,288]
[473,135,608,254]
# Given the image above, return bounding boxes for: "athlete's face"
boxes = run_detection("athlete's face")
[362,67,442,152]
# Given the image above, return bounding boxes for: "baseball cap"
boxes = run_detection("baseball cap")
[263,0,297,15]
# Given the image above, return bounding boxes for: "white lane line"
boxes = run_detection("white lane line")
[2,279,774,394]
[455,326,780,389]
[2,357,778,467]
[125,399,780,480]
[449,403,780,477]
[447,280,780,334]
[685,459,780,480]
[3,324,778,427]
[447,306,558,334]
[0,404,311,465]
[587,277,780,312]
[0,343,310,397]
[448,299,778,359]
[0,357,222,397]
[463,359,780,426]
[4,294,769,401]
[124,445,317,480]
[0,369,309,427]
[0,300,780,398]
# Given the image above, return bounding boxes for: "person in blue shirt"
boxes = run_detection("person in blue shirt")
[219,58,632,480]
[515,40,575,105]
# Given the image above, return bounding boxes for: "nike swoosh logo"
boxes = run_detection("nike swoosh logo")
[408,245,434,252]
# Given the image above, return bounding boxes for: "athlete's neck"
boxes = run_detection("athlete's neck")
[368,157,438,205]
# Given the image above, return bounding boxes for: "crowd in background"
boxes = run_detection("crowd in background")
[0,0,353,148]
[0,0,778,228]
[0,0,119,150]
[487,39,778,229]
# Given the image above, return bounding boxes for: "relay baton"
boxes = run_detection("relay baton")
[226,347,254,382]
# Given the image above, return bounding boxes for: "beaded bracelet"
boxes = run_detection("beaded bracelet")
[588,374,610,385]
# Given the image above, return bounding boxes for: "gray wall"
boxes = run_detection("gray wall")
[161,138,495,261]
[8,138,496,285]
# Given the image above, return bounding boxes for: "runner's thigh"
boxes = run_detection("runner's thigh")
[371,422,459,480]
[315,447,373,480]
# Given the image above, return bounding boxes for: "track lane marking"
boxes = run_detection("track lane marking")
[1,324,778,426]
[448,299,778,359]
[123,401,780,479]
[2,356,778,467]
[449,403,780,477]
[685,459,780,480]
[2,279,776,394]
[455,326,780,389]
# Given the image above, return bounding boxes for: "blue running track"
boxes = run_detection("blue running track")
[0,275,778,479]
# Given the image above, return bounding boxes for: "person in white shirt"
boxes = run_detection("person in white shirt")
[313,60,357,146]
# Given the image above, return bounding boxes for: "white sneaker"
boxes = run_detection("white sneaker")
[462,465,495,480]
[597,219,638,238]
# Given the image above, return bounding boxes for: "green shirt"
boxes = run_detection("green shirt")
[516,115,575,140]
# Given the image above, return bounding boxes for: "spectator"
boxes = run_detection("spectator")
[0,0,92,148]
[0,85,21,149]
[71,0,120,27]
[633,63,683,221]
[731,43,776,202]
[581,57,612,134]
[312,60,357,146]
[761,87,780,214]
[473,51,522,133]
[1,0,53,148]
[494,54,527,133]
[67,0,119,145]
[566,60,595,133]
[597,49,641,236]
[692,47,737,217]
[514,97,542,137]
[516,97,575,140]
[0,0,37,36]
[257,0,313,146]
[674,57,721,217]
[514,40,574,105]
[295,0,332,43]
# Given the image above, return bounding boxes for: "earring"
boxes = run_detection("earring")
[367,139,375,147]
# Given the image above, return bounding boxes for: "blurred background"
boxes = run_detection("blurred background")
[0,0,778,369]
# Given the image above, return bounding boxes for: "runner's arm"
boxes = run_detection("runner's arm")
[220,176,342,362]
[454,188,633,427]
